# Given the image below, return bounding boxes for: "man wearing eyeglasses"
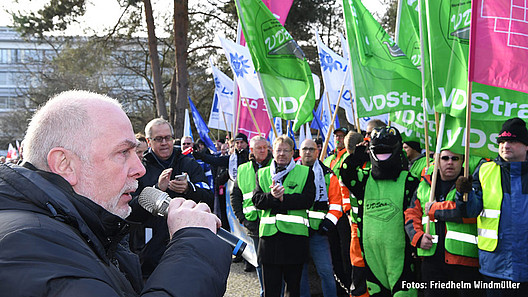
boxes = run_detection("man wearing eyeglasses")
[456,117,528,296]
[405,150,482,297]
[298,139,343,297]
[253,135,315,297]
[128,117,213,279]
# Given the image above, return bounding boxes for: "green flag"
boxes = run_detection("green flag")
[235,0,314,131]
[420,0,528,120]
[342,0,423,118]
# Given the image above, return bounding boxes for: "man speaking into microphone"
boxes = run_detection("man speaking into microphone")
[0,91,231,296]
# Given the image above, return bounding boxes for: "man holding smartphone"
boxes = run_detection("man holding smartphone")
[128,118,214,279]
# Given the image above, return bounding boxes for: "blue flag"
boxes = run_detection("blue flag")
[311,110,333,155]
[188,97,217,153]
[287,121,297,150]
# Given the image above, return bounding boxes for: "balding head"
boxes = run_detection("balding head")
[300,139,318,166]
[24,90,122,170]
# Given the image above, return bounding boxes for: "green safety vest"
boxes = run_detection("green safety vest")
[323,150,349,178]
[257,165,310,237]
[307,173,331,230]
[416,176,478,258]
[477,162,503,252]
[237,161,259,221]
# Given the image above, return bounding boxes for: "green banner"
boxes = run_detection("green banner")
[342,0,423,118]
[406,0,528,120]
[235,0,315,131]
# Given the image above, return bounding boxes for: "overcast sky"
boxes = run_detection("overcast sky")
[0,0,387,35]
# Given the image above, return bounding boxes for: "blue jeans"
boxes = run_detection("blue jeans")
[300,232,337,297]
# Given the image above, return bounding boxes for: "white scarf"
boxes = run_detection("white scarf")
[297,159,328,202]
[270,158,296,185]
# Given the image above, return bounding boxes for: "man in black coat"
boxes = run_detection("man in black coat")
[0,90,231,296]
[128,118,214,278]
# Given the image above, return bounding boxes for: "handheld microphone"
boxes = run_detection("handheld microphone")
[138,187,257,267]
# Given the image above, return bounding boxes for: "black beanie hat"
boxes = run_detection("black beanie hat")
[403,141,421,153]
[497,117,528,145]
[235,132,248,144]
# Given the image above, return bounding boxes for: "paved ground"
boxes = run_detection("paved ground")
[223,260,327,297]
[224,260,261,297]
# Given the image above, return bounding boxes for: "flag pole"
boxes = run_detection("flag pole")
[418,0,432,172]
[235,0,277,139]
[233,21,244,140]
[319,78,347,161]
[463,0,476,202]
[425,113,446,235]
[243,98,263,136]
[221,110,231,139]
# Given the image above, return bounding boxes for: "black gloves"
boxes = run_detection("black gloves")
[318,218,336,235]
[456,176,473,194]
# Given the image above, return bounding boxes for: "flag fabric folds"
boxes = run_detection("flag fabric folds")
[208,61,234,132]
[342,0,423,118]
[188,97,217,153]
[218,36,271,139]
[315,30,355,125]
[184,109,193,140]
[235,0,315,131]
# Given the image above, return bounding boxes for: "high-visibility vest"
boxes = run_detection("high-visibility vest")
[323,148,348,178]
[257,165,310,237]
[416,178,478,258]
[237,161,259,221]
[477,162,503,252]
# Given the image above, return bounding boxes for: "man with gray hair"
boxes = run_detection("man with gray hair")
[0,90,231,296]
[128,117,214,279]
[231,135,272,290]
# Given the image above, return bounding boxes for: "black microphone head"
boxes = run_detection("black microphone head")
[138,187,171,216]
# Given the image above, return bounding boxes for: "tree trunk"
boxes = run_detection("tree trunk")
[171,0,189,137]
[143,0,168,119]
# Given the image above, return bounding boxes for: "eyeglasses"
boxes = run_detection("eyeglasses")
[440,155,460,161]
[301,147,317,152]
[275,149,292,154]
[151,136,174,143]
[182,142,193,145]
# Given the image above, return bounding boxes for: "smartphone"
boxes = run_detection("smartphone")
[174,173,187,181]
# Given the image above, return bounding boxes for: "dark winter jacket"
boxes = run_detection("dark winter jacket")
[0,163,231,296]
[128,147,214,278]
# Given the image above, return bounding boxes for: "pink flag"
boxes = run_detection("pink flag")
[235,0,294,138]
[469,0,528,93]
[237,98,272,139]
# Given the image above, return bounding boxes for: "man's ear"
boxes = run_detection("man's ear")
[47,148,79,186]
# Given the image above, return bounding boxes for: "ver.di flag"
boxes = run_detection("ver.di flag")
[342,0,423,119]
[414,0,528,121]
[235,0,315,131]
[315,30,355,125]
[218,36,271,139]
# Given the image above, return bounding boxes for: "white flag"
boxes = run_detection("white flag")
[218,36,264,100]
[184,109,193,140]
[315,31,355,125]
[208,60,234,131]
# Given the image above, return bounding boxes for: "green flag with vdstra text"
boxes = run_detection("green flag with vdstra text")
[235,0,314,131]
[342,0,423,118]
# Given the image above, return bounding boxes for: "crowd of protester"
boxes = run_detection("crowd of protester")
[0,90,526,297]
